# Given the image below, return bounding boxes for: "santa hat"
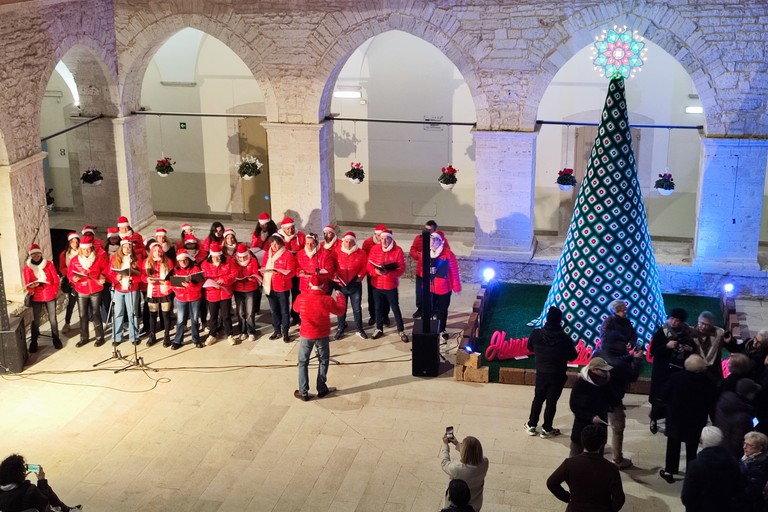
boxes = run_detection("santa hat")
[430,232,443,243]
[107,227,119,238]
[209,242,223,256]
[309,275,323,291]
[269,233,285,244]
[28,244,42,255]
[119,238,132,246]
[280,216,294,227]
[380,229,393,239]
[183,234,198,245]
[146,240,159,250]
[181,223,192,232]
[323,225,335,233]
[258,212,270,225]
[236,243,249,257]
[67,231,80,242]
[176,248,191,260]
[117,216,130,228]
[223,229,236,239]
[374,224,387,234]
[155,227,167,236]
[305,232,318,242]
[80,235,94,249]
[342,231,356,242]
[81,225,95,235]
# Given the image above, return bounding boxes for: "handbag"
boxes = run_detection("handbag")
[60,276,72,294]
[23,292,33,307]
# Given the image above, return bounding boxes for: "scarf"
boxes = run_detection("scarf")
[430,243,444,259]
[263,247,285,295]
[382,240,394,253]
[323,236,337,250]
[237,256,250,268]
[27,257,49,283]
[224,243,236,256]
[147,258,169,298]
[119,254,133,290]
[107,244,120,257]
[187,248,199,259]
[278,229,296,244]
[340,244,358,256]
[65,247,78,267]
[304,246,318,258]
[79,251,96,271]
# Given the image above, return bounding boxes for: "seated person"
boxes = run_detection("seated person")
[441,479,475,512]
[0,454,81,512]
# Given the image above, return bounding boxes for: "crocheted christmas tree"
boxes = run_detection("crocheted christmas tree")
[531,77,666,350]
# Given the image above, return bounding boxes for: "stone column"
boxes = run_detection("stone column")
[0,152,51,300]
[471,130,537,261]
[262,122,334,233]
[693,138,768,271]
[114,115,155,231]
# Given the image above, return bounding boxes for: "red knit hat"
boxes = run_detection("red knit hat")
[67,231,80,241]
[236,243,249,256]
[81,225,95,235]
[280,216,294,227]
[117,216,129,227]
[309,275,323,290]
[107,227,119,237]
[209,242,222,256]
[258,212,270,225]
[80,235,94,248]
[28,244,42,255]
[323,224,335,233]
[176,248,191,260]
[342,231,356,241]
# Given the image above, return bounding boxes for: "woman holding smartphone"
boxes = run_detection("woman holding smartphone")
[0,454,81,511]
[440,433,489,511]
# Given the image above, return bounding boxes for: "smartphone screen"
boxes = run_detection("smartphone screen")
[445,426,454,439]
[26,464,40,473]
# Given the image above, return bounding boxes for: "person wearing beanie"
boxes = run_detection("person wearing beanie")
[260,234,297,342]
[170,248,205,349]
[201,241,237,346]
[694,310,726,384]
[277,216,306,326]
[659,355,717,483]
[58,232,80,334]
[428,231,461,341]
[251,213,278,255]
[333,232,369,340]
[296,233,336,295]
[291,274,347,401]
[23,244,61,352]
[322,224,340,255]
[367,229,408,343]
[568,357,613,456]
[107,238,142,346]
[233,243,261,342]
[524,306,577,439]
[649,307,701,434]
[681,426,745,511]
[67,235,109,348]
[362,224,391,326]
[408,220,449,319]
[716,378,763,459]
[142,241,175,347]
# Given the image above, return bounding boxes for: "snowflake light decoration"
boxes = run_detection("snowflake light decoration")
[591,25,647,79]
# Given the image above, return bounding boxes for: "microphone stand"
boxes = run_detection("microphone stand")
[93,290,125,367]
[116,275,158,373]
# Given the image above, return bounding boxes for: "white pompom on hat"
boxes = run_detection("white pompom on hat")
[117,216,130,228]
[380,229,393,239]
[28,244,42,255]
[342,231,356,241]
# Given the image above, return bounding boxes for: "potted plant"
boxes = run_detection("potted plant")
[237,155,263,180]
[80,166,103,186]
[438,164,458,190]
[345,162,365,184]
[556,168,577,191]
[654,172,675,195]
[155,156,175,177]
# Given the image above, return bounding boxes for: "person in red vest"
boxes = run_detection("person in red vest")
[201,242,237,346]
[292,274,347,401]
[261,234,297,342]
[142,241,174,347]
[428,232,461,340]
[107,238,142,346]
[333,232,368,340]
[171,248,205,349]
[233,243,261,342]
[68,235,108,347]
[23,244,61,352]
[367,229,408,342]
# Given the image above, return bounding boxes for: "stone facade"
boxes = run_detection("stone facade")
[0,0,768,297]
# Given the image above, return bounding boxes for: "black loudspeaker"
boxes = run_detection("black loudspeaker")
[412,319,439,377]
[0,318,27,373]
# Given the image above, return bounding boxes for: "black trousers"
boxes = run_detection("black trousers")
[527,372,567,431]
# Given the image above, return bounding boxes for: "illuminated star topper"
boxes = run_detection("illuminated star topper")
[591,25,648,79]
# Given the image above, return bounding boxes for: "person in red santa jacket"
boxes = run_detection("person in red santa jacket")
[333,232,368,340]
[58,232,81,334]
[107,239,142,346]
[322,224,341,256]
[363,224,390,326]
[428,232,461,340]
[296,233,336,293]
[23,244,61,352]
[233,243,261,342]
[409,219,450,319]
[367,229,408,343]
[261,234,297,342]
[142,241,175,347]
[250,212,277,257]
[171,248,204,349]
[67,235,109,347]
[277,216,306,325]
[116,215,146,260]
[201,242,237,346]
[292,274,348,401]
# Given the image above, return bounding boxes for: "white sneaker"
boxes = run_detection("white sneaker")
[228,335,238,346]
[205,336,216,346]
[247,334,256,342]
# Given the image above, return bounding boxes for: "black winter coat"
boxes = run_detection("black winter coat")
[569,375,611,443]
[716,390,756,459]
[681,446,745,512]
[528,324,577,375]
[0,479,51,512]
[661,370,716,443]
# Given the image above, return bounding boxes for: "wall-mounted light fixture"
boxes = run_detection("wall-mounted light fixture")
[685,106,703,114]
[333,86,362,99]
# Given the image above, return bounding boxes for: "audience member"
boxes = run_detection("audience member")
[568,357,612,456]
[440,434,489,512]
[716,378,762,459]
[599,300,637,350]
[440,479,474,512]
[524,306,577,439]
[546,424,625,512]
[720,353,754,395]
[695,311,726,384]
[681,426,745,512]
[740,431,768,512]
[0,454,80,512]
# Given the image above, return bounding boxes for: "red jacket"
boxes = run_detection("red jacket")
[260,248,296,293]
[334,247,368,287]
[429,248,461,295]
[292,289,347,338]
[251,231,272,250]
[68,252,109,295]
[409,231,450,278]
[362,235,379,255]
[279,230,306,254]
[107,253,143,293]
[23,259,60,302]
[58,249,77,277]
[171,263,204,302]
[366,243,406,290]
[201,259,236,301]
[142,257,174,299]
[296,247,336,292]
[233,257,261,293]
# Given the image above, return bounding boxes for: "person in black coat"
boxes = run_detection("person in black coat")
[681,426,745,512]
[740,431,768,512]
[0,454,80,512]
[440,479,476,512]
[569,357,613,457]
[524,306,577,438]
[649,307,701,434]
[599,300,638,350]
[716,378,762,459]
[659,354,717,483]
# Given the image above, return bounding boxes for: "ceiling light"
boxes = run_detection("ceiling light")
[333,86,362,99]
[685,106,703,114]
